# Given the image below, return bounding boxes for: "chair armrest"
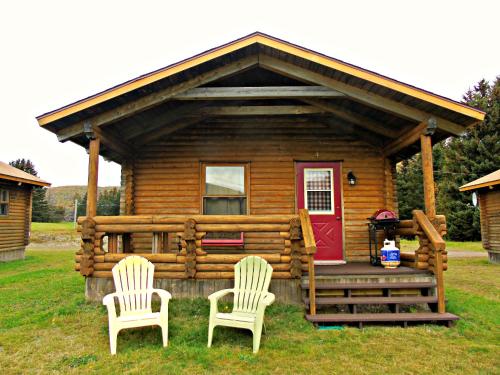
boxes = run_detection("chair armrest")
[261,292,275,306]
[208,288,234,302]
[102,292,118,319]
[152,288,172,313]
[152,288,172,301]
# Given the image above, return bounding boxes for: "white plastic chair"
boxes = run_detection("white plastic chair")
[103,255,171,355]
[207,256,275,353]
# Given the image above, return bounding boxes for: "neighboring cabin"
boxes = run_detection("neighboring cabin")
[0,161,50,261]
[460,169,500,263]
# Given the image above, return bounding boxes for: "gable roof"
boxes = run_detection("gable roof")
[0,161,51,187]
[459,169,500,192]
[37,32,485,126]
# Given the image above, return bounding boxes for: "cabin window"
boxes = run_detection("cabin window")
[202,163,248,215]
[0,189,9,216]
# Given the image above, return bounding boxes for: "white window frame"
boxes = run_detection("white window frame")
[0,189,9,216]
[304,168,334,215]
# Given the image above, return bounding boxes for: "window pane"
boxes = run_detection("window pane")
[306,170,331,190]
[206,166,245,195]
[204,197,246,215]
[0,203,7,215]
[307,191,332,212]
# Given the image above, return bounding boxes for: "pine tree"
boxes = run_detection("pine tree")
[8,159,50,222]
[438,78,500,240]
[97,188,120,216]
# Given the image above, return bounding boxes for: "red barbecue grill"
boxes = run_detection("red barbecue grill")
[368,209,400,266]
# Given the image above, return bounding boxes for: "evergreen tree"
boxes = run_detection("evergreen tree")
[97,188,120,216]
[438,78,500,240]
[76,193,87,217]
[8,158,50,222]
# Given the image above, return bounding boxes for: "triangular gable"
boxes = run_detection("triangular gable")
[37,32,485,127]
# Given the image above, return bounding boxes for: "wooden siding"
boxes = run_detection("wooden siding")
[130,120,394,262]
[0,181,31,252]
[479,189,500,253]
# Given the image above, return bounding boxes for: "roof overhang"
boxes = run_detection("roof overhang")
[35,32,486,163]
[459,169,500,192]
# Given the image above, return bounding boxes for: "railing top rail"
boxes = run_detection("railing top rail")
[78,214,299,226]
[413,210,445,251]
[299,209,317,255]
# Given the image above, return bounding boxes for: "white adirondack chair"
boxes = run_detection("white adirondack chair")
[207,256,275,353]
[103,255,171,355]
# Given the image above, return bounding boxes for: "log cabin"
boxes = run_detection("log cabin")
[460,170,500,263]
[0,161,50,261]
[36,32,485,326]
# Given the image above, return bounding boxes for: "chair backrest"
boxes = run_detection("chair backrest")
[112,256,155,316]
[233,256,273,314]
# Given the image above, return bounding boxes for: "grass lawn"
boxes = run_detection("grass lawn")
[31,222,77,233]
[400,239,486,253]
[0,249,498,374]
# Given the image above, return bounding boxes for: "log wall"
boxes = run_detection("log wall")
[0,181,32,257]
[130,119,395,262]
[479,188,500,257]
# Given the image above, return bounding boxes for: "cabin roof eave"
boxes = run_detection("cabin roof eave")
[36,32,485,128]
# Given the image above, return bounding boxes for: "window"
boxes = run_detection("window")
[0,189,9,216]
[304,169,334,214]
[202,163,248,215]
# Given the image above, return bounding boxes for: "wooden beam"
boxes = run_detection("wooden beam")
[259,55,466,135]
[172,86,344,100]
[303,99,397,138]
[86,138,100,217]
[125,102,207,140]
[383,121,429,156]
[57,55,259,139]
[199,105,324,116]
[420,134,436,218]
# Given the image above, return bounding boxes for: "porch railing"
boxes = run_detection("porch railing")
[396,210,447,313]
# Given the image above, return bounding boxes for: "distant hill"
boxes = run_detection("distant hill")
[46,185,119,220]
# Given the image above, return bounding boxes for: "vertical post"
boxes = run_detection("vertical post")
[420,132,436,219]
[73,199,78,229]
[86,138,100,217]
[289,217,303,278]
[184,219,197,278]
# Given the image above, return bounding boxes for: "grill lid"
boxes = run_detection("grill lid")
[369,209,399,222]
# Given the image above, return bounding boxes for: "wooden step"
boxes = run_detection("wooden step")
[301,281,435,290]
[304,295,438,306]
[306,312,459,326]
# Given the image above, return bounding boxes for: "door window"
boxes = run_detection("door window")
[304,169,334,214]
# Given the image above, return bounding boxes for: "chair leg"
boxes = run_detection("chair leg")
[161,324,169,347]
[109,327,119,355]
[253,325,263,354]
[207,322,215,348]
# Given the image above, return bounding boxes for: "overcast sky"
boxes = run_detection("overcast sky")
[1,0,498,187]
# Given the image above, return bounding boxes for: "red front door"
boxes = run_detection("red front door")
[297,162,343,261]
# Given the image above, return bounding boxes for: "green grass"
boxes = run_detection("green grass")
[31,222,76,233]
[400,239,485,253]
[0,249,498,374]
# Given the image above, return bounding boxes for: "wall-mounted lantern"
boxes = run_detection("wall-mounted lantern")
[347,171,357,186]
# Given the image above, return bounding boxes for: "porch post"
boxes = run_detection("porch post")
[420,118,437,219]
[86,137,100,217]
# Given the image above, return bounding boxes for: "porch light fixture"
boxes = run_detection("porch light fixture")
[347,171,357,186]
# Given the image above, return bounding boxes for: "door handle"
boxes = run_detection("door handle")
[336,217,342,221]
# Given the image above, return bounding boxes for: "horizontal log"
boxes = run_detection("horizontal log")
[195,271,292,279]
[90,262,185,272]
[195,263,291,272]
[196,224,289,232]
[196,253,283,264]
[397,220,414,228]
[396,228,417,236]
[95,224,184,233]
[90,253,179,263]
[400,252,416,261]
[413,210,445,251]
[92,271,187,279]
